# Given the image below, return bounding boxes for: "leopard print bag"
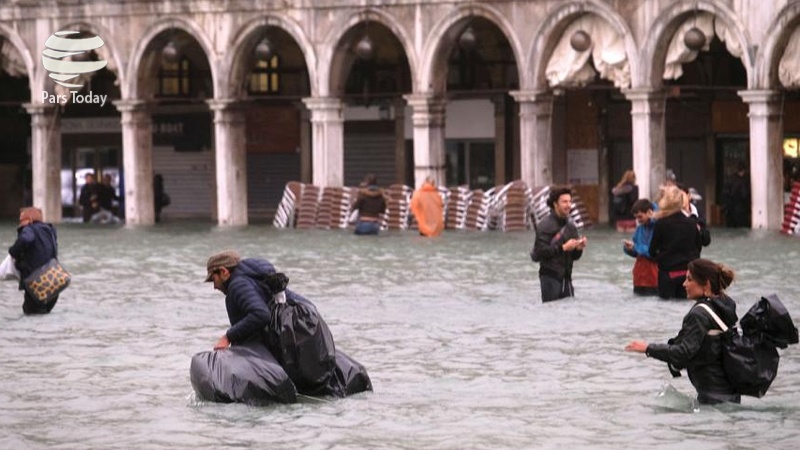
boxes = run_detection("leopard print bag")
[23,258,71,303]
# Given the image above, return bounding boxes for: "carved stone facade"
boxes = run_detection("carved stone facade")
[1,0,798,229]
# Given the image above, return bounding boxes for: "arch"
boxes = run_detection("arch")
[126,16,217,100]
[757,2,800,89]
[54,20,126,90]
[0,23,38,97]
[527,0,638,91]
[320,7,418,98]
[225,15,317,98]
[420,2,525,93]
[639,0,754,88]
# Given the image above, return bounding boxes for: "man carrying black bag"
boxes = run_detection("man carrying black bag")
[205,250,273,349]
[204,250,372,398]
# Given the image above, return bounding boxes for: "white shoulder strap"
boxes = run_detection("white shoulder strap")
[695,303,728,332]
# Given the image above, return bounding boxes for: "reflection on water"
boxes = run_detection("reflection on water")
[1,222,799,449]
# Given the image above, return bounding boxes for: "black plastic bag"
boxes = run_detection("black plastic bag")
[720,330,780,398]
[740,294,799,348]
[261,273,337,396]
[190,339,297,405]
[327,350,373,397]
[705,294,797,398]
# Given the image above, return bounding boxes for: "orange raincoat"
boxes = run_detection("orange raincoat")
[410,182,444,237]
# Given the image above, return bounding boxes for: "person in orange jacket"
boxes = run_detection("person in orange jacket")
[410,176,444,237]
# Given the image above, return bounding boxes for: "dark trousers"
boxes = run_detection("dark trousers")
[540,274,574,303]
[22,291,59,315]
[657,270,687,299]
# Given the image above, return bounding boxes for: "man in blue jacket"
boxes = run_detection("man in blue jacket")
[623,199,658,296]
[205,250,274,350]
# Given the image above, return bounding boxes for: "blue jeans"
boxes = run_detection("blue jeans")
[354,221,380,235]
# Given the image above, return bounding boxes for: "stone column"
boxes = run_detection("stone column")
[510,90,554,189]
[739,90,783,230]
[393,97,407,185]
[302,97,344,187]
[23,103,62,223]
[114,99,154,225]
[208,99,248,226]
[623,88,667,201]
[492,95,507,186]
[404,93,446,188]
[298,106,312,184]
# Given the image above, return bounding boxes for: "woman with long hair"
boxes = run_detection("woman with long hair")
[649,185,703,299]
[626,258,740,405]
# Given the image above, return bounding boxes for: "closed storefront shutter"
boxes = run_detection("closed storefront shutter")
[152,146,213,218]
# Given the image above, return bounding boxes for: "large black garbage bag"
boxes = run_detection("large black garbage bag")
[190,340,297,405]
[720,331,780,398]
[718,294,797,398]
[327,350,373,397]
[261,273,337,396]
[740,294,799,348]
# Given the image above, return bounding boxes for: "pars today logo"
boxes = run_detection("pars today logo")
[41,30,109,107]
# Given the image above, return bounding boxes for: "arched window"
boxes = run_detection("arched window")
[249,55,281,94]
[158,57,191,97]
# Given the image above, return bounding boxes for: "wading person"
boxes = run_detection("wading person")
[205,250,271,349]
[612,170,639,233]
[78,173,100,223]
[649,185,703,299]
[530,186,587,302]
[410,176,444,237]
[8,207,61,314]
[622,199,658,296]
[625,258,740,405]
[351,174,387,236]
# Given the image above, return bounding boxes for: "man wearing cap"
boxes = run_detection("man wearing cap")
[205,250,277,350]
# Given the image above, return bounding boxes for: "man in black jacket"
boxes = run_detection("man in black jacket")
[205,250,273,350]
[531,186,587,302]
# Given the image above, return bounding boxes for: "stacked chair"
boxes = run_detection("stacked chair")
[782,181,800,235]
[445,186,472,230]
[272,181,302,228]
[382,184,413,230]
[272,180,593,232]
[294,184,321,229]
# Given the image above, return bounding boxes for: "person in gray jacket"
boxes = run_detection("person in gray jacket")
[530,186,587,302]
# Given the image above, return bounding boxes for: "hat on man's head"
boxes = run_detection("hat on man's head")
[205,250,241,282]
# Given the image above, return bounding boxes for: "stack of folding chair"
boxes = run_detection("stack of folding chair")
[382,184,412,230]
[445,185,472,230]
[295,184,321,229]
[272,181,302,228]
[782,181,800,235]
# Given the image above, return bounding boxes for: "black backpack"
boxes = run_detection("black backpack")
[696,295,798,397]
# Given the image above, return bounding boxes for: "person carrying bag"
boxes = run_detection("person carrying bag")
[8,207,69,314]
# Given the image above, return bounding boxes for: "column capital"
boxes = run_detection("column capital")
[737,89,781,104]
[206,98,244,112]
[302,96,343,111]
[509,90,553,104]
[22,102,59,115]
[403,92,446,108]
[403,92,446,127]
[621,87,666,102]
[113,99,152,113]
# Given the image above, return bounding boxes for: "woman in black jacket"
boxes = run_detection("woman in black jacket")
[649,185,704,299]
[8,207,60,314]
[625,258,740,405]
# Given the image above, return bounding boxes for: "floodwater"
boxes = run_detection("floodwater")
[1,222,799,449]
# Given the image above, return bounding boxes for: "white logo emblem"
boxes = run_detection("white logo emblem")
[42,31,107,90]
